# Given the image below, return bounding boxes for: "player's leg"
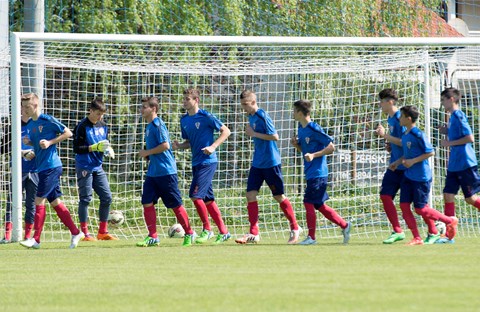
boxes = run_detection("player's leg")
[443,170,460,217]
[399,178,422,245]
[23,173,38,240]
[1,182,12,243]
[92,169,116,240]
[459,166,480,211]
[76,168,95,240]
[380,169,405,244]
[190,164,212,236]
[137,176,161,247]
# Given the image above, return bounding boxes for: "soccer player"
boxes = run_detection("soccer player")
[290,100,351,245]
[235,90,301,244]
[437,87,480,244]
[172,88,231,244]
[73,98,117,241]
[389,105,458,245]
[0,106,38,243]
[19,93,84,249]
[375,88,407,244]
[137,96,196,247]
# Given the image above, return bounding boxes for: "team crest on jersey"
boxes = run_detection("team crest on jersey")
[38,126,43,133]
[195,122,200,129]
[253,123,256,130]
[82,170,88,177]
[305,137,310,144]
[407,141,411,149]
[96,128,105,136]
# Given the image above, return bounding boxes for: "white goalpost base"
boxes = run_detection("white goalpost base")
[4,33,480,242]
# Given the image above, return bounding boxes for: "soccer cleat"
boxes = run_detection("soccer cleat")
[406,237,424,246]
[235,233,260,244]
[298,236,317,245]
[435,237,455,244]
[69,232,85,249]
[342,222,351,244]
[383,232,406,244]
[182,232,197,247]
[136,236,160,247]
[423,233,441,244]
[97,233,119,241]
[195,229,214,244]
[446,217,458,240]
[20,238,40,249]
[288,226,303,244]
[214,232,231,244]
[0,238,11,244]
[82,234,97,242]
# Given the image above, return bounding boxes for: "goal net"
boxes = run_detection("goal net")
[5,34,480,242]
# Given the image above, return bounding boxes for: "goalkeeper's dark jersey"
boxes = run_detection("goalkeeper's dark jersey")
[73,117,108,171]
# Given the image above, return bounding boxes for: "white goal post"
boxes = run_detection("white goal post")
[6,33,480,242]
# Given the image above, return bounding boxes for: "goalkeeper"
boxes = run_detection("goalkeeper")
[73,98,117,241]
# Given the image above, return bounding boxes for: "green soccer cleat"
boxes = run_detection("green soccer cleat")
[195,229,214,244]
[136,236,160,247]
[423,233,441,244]
[383,232,406,244]
[183,232,197,247]
[214,232,231,244]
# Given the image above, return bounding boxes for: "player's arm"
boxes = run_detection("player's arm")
[202,125,231,155]
[402,151,434,168]
[40,127,73,149]
[441,134,474,147]
[72,124,90,154]
[304,142,335,162]
[245,124,278,141]
[139,141,170,159]
[388,156,404,171]
[290,136,301,153]
[376,124,402,147]
[172,139,190,150]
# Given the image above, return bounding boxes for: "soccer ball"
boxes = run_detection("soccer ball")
[108,210,125,227]
[435,221,446,235]
[168,223,185,238]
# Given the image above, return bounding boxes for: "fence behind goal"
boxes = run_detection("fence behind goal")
[5,34,480,242]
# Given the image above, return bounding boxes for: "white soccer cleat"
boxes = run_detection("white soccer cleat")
[20,238,40,249]
[298,236,317,245]
[235,233,260,244]
[288,226,303,244]
[69,232,85,249]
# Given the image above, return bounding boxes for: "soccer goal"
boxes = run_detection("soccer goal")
[6,33,480,242]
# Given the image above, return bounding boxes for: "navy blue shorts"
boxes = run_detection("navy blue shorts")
[443,166,480,198]
[189,162,216,202]
[142,174,183,208]
[37,167,63,203]
[247,165,285,196]
[304,177,329,206]
[380,169,404,198]
[400,177,431,209]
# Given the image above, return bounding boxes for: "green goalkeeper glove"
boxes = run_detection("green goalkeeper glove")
[90,140,110,152]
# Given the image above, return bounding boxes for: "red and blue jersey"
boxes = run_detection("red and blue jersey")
[27,114,65,172]
[145,117,177,177]
[249,109,281,168]
[402,127,434,182]
[21,119,37,173]
[447,109,477,172]
[297,121,333,180]
[180,109,223,166]
[73,117,108,171]
[387,111,406,170]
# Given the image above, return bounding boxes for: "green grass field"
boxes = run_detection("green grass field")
[0,236,479,312]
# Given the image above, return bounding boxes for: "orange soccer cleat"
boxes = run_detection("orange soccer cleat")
[97,233,119,241]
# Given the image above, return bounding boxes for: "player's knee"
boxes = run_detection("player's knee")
[465,196,476,205]
[100,194,113,206]
[79,195,93,205]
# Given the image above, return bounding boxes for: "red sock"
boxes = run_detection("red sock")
[99,221,108,234]
[472,198,480,210]
[54,203,80,235]
[193,199,211,231]
[33,205,46,243]
[400,203,420,239]
[420,214,438,235]
[24,222,33,239]
[444,202,455,217]
[206,201,228,234]
[279,199,299,231]
[5,222,12,240]
[80,222,89,235]
[304,203,317,240]
[173,205,193,235]
[414,205,453,224]
[143,205,157,238]
[380,195,402,233]
[247,201,259,235]
[317,204,347,229]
